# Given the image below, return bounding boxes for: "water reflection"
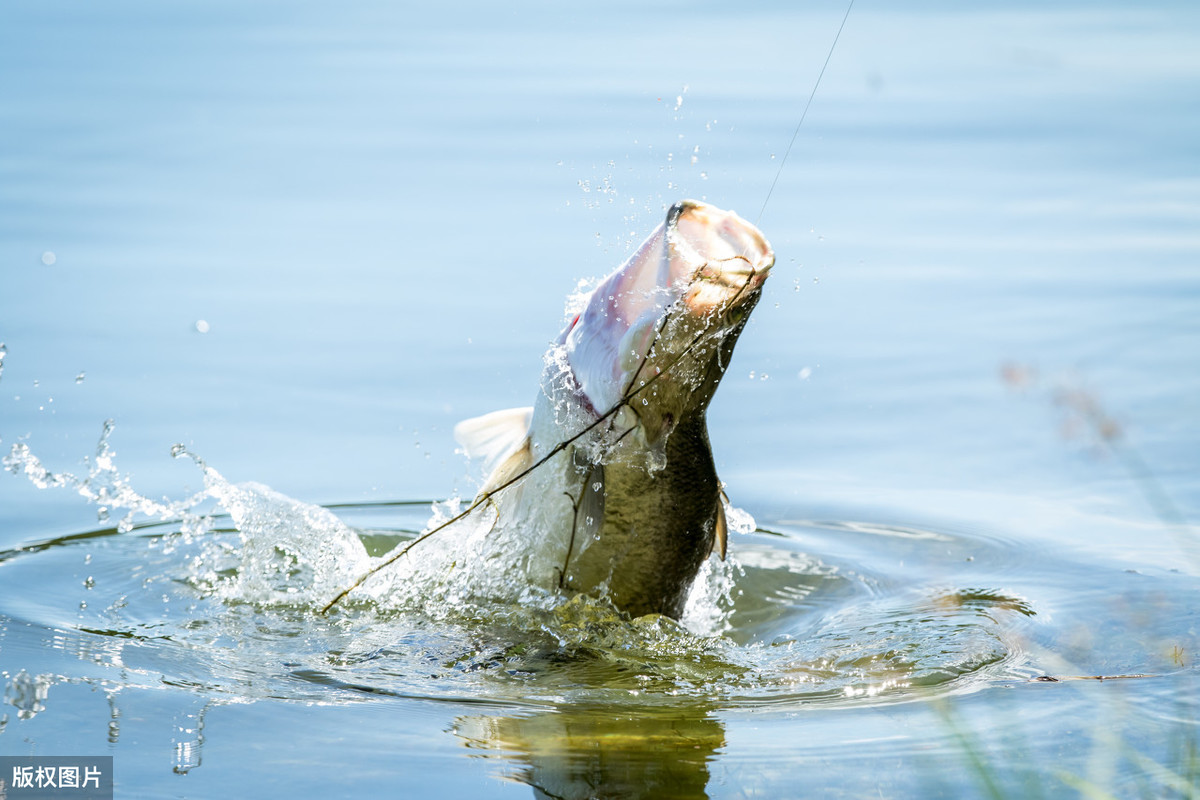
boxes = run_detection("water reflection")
[171,699,212,774]
[455,702,723,800]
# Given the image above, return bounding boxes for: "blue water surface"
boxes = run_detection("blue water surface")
[2,1,1199,798]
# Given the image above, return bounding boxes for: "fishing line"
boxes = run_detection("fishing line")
[756,0,855,225]
[322,3,855,613]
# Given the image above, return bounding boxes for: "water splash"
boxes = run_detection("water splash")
[3,424,370,608]
[722,495,756,536]
[681,556,741,636]
[1,434,1045,716]
[192,472,371,606]
[1,423,1037,709]
[0,422,735,631]
[3,420,207,533]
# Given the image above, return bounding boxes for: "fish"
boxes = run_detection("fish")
[454,200,774,619]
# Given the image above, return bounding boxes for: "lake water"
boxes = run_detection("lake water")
[2,1,1198,797]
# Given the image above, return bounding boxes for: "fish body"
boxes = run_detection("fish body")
[456,200,773,618]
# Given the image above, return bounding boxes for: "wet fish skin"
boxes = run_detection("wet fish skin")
[456,200,773,619]
[565,413,722,618]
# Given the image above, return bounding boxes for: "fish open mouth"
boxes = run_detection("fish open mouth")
[561,200,775,419]
[670,200,773,278]
[668,200,774,312]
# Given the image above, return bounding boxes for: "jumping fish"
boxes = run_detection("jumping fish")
[455,200,774,618]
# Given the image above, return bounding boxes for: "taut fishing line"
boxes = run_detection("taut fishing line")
[758,0,855,226]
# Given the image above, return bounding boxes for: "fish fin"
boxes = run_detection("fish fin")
[710,488,730,560]
[477,437,533,498]
[454,407,534,470]
[713,499,728,561]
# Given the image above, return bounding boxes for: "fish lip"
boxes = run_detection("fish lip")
[561,200,774,417]
[667,200,774,315]
[696,255,769,289]
[667,200,775,284]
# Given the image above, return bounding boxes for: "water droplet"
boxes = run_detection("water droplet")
[748,370,756,380]
[83,576,95,589]
[641,398,648,405]
[41,251,56,266]
[591,481,602,492]
[760,373,770,381]
[813,277,820,284]
[699,172,708,180]
[97,506,110,521]
[194,320,210,334]
[798,367,813,380]
[75,371,85,384]
[170,444,187,459]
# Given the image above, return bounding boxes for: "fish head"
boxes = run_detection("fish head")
[558,200,774,448]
